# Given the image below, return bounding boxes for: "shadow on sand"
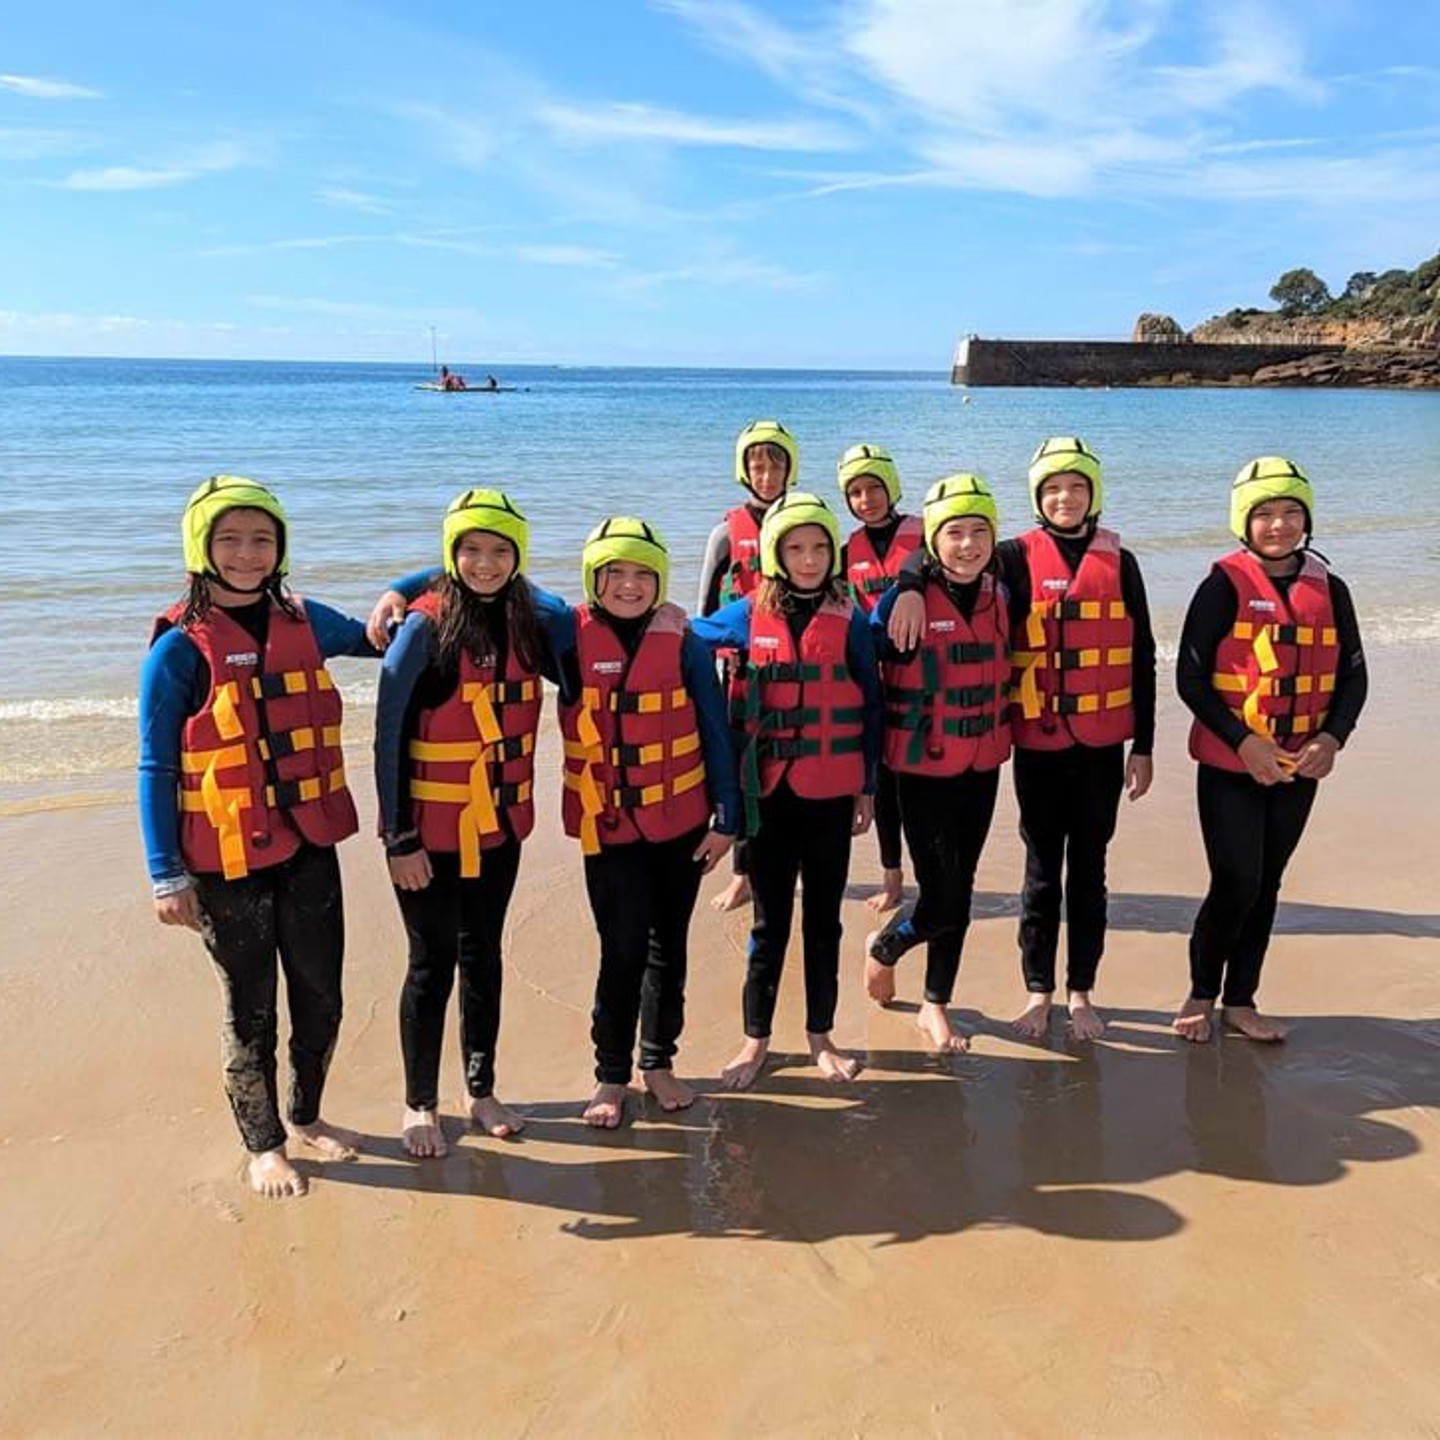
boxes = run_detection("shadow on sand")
[317,1010,1438,1248]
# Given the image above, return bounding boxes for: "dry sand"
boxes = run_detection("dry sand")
[2,651,1438,1437]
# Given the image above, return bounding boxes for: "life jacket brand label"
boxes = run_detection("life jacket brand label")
[225,652,259,666]
[1249,599,1277,611]
[1041,578,1069,592]
[929,619,956,632]
[591,660,624,674]
[753,634,781,649]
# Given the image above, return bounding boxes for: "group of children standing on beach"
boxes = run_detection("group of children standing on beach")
[138,424,1367,1198]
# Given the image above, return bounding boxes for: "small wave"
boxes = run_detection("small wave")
[0,696,138,721]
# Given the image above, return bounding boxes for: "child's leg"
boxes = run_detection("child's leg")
[1013,748,1067,1034]
[711,837,752,912]
[865,763,905,912]
[916,769,999,1053]
[1178,767,1267,1042]
[395,853,463,1154]
[1060,743,1125,1038]
[796,792,859,1080]
[727,789,803,1087]
[272,844,353,1160]
[582,838,653,1126]
[1221,778,1318,1039]
[193,867,304,1197]
[637,824,707,1110]
[456,837,524,1134]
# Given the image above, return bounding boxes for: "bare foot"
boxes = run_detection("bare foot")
[583,1082,628,1128]
[469,1095,525,1138]
[1066,993,1106,1042]
[710,875,752,913]
[1222,1006,1288,1043]
[1172,997,1214,1044]
[864,946,897,1006]
[1012,993,1053,1039]
[865,867,904,914]
[286,1119,358,1161]
[916,1000,969,1054]
[247,1148,307,1199]
[643,1070,695,1112]
[402,1106,448,1158]
[721,1037,769,1091]
[809,1033,861,1082]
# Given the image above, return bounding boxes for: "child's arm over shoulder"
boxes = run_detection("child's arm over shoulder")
[137,627,203,888]
[681,630,741,836]
[689,596,751,653]
[869,586,904,661]
[846,606,883,795]
[374,611,436,837]
[305,598,383,660]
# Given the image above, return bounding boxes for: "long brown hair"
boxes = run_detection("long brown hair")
[753,574,847,616]
[179,573,300,629]
[433,572,545,673]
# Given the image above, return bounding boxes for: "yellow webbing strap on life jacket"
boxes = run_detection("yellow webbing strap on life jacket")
[212,682,243,741]
[453,683,504,878]
[198,760,250,881]
[571,688,607,856]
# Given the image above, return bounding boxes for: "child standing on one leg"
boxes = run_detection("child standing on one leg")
[838,444,924,914]
[140,476,378,1199]
[696,420,799,913]
[888,438,1156,1040]
[560,520,740,1128]
[1174,458,1367,1043]
[865,475,1012,1051]
[692,492,882,1089]
[375,490,572,1158]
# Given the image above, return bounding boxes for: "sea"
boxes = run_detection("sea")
[1,355,1436,781]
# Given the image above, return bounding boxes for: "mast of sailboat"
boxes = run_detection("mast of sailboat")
[430,326,438,377]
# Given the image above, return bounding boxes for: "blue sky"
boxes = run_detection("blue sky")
[2,0,1437,367]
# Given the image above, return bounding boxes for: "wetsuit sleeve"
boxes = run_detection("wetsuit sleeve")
[696,521,730,615]
[682,631,741,836]
[137,629,203,884]
[1322,574,1368,746]
[390,566,441,600]
[1120,550,1156,756]
[374,613,436,836]
[994,539,1031,615]
[689,598,753,654]
[895,546,926,593]
[306,599,383,659]
[530,585,580,702]
[869,586,902,662]
[847,608,883,795]
[1176,568,1250,752]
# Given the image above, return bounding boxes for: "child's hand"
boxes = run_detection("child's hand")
[388,849,434,890]
[155,885,203,931]
[1125,752,1153,801]
[366,589,409,650]
[887,592,926,651]
[693,830,734,875]
[1237,734,1294,786]
[852,795,875,835]
[1292,732,1339,780]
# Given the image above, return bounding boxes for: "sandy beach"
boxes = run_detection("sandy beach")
[2,647,1437,1437]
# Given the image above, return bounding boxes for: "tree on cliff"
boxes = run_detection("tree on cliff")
[1270,268,1333,317]
[1343,271,1378,301]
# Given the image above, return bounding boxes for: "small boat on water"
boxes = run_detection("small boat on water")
[414,382,518,393]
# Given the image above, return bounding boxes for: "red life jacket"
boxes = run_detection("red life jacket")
[1010,526,1136,750]
[846,514,923,614]
[720,505,764,603]
[406,590,542,876]
[740,597,866,809]
[882,574,1012,776]
[158,598,357,880]
[1189,549,1339,773]
[560,604,712,853]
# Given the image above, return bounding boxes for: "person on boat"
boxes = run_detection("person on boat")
[438,365,469,392]
[484,375,498,391]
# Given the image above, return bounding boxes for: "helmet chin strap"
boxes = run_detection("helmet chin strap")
[1040,514,1096,540]
[206,568,275,597]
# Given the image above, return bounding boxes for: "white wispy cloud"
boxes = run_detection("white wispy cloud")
[246,294,485,323]
[317,186,393,215]
[516,244,621,268]
[539,100,852,152]
[60,141,250,192]
[0,126,89,161]
[198,234,376,257]
[389,102,496,169]
[614,251,822,293]
[0,73,101,100]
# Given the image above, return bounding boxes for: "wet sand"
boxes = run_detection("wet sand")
[2,651,1438,1437]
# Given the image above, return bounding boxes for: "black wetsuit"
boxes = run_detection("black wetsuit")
[1177,557,1367,1007]
[854,515,906,873]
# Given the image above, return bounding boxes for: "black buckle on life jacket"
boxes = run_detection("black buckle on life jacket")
[1270,675,1300,697]
[612,692,648,714]
[757,661,804,683]
[492,681,531,705]
[1272,624,1302,645]
[254,672,293,700]
[947,642,995,664]
[614,784,646,808]
[1270,716,1303,737]
[764,737,811,760]
[764,704,810,729]
[493,782,527,805]
[1055,648,1088,671]
[612,742,645,766]
[952,685,996,708]
[1054,694,1086,716]
[493,735,530,760]
[270,778,304,809]
[1056,600,1086,620]
[266,729,299,760]
[952,714,995,738]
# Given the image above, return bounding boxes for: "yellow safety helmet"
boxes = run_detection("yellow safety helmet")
[734,419,799,490]
[442,488,528,577]
[837,443,902,509]
[582,516,669,606]
[1028,436,1103,520]
[921,473,999,556]
[759,490,842,582]
[1230,456,1314,542]
[182,474,289,577]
